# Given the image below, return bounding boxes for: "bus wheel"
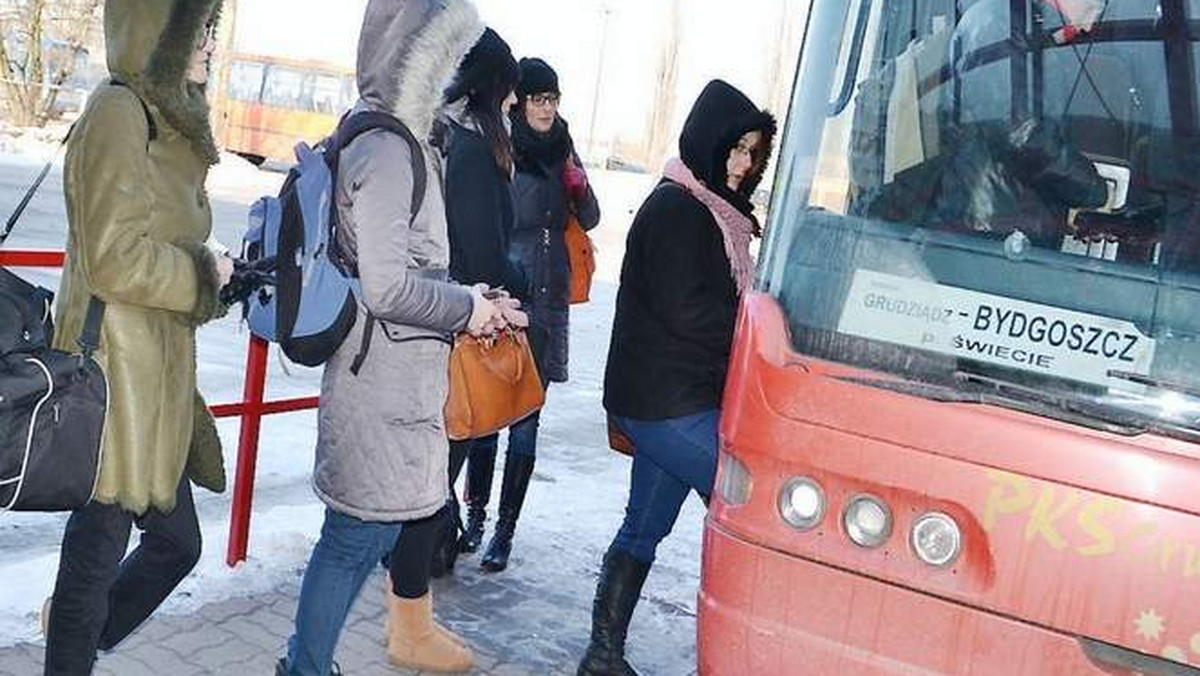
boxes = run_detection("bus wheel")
[236,152,266,167]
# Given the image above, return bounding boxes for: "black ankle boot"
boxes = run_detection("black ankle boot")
[458,443,496,554]
[460,504,486,554]
[577,549,651,676]
[480,454,534,572]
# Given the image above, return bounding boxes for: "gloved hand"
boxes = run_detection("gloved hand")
[563,158,588,204]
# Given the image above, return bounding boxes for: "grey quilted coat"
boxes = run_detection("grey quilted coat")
[312,0,484,522]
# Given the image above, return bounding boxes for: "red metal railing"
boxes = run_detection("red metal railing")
[1,248,316,567]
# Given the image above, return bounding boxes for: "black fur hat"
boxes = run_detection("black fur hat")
[444,27,518,103]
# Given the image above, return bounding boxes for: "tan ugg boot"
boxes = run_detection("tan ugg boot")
[382,575,466,650]
[386,591,473,673]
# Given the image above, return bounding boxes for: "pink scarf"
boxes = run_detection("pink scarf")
[663,157,755,295]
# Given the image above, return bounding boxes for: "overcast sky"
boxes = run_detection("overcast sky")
[232,0,810,160]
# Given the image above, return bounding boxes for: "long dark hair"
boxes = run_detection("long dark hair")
[466,69,518,177]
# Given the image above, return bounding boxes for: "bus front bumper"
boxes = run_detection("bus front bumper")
[697,521,1114,676]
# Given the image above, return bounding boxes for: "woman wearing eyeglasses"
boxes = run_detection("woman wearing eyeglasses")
[455,57,601,572]
[578,80,774,675]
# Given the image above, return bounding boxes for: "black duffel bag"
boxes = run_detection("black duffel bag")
[0,266,107,512]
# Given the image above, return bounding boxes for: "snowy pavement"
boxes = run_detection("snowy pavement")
[0,154,705,674]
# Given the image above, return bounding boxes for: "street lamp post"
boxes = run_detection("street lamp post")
[586,3,613,164]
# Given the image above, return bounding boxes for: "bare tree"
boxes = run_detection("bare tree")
[762,0,804,123]
[643,0,682,168]
[0,0,102,127]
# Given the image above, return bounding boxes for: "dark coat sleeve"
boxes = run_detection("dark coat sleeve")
[570,150,602,231]
[445,132,531,300]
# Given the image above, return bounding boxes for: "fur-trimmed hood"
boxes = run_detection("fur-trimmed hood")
[356,0,485,141]
[104,0,222,165]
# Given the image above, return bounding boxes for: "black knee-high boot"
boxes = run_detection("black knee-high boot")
[458,442,496,554]
[479,453,534,572]
[577,549,651,676]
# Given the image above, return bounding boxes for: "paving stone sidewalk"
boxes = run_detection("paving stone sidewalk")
[0,542,701,676]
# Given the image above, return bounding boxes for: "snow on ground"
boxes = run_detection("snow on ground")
[1,152,674,649]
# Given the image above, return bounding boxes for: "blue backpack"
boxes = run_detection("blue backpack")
[241,111,427,372]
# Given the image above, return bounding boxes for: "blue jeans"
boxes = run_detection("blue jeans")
[610,410,720,563]
[286,509,401,676]
[507,409,541,458]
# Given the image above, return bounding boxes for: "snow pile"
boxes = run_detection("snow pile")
[0,122,73,161]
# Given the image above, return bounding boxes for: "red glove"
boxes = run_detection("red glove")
[563,159,588,204]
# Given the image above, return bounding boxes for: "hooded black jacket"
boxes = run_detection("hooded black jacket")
[603,80,775,420]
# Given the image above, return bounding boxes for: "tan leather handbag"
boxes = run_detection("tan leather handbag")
[565,213,595,304]
[445,329,545,441]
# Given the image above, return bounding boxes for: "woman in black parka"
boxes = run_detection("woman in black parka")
[457,57,601,572]
[437,27,529,576]
[577,80,774,676]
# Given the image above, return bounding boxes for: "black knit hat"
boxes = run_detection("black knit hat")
[517,57,559,98]
[444,27,518,103]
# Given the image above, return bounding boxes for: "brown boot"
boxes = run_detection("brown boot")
[382,575,466,650]
[386,591,473,673]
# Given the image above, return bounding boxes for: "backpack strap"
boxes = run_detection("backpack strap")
[73,81,158,357]
[329,111,430,376]
[349,314,375,376]
[332,111,427,222]
[109,79,158,147]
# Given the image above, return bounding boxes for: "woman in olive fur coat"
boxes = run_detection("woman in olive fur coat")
[44,0,234,673]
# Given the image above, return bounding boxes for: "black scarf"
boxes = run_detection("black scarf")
[510,112,572,177]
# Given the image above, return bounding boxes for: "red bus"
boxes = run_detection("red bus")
[701,1,1200,674]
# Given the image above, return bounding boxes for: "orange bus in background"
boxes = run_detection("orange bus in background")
[213,54,356,165]
[701,1,1200,674]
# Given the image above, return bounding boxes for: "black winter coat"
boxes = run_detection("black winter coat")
[511,146,600,383]
[604,80,775,420]
[444,121,530,300]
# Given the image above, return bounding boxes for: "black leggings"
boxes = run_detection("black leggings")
[388,505,448,599]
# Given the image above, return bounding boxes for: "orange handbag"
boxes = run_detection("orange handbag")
[445,329,545,441]
[565,213,595,304]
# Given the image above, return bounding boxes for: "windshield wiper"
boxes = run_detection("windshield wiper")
[1107,370,1200,399]
[956,371,1200,443]
[952,371,1152,436]
[838,372,1153,437]
[834,376,983,403]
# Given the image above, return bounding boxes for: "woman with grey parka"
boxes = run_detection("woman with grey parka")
[277,1,505,674]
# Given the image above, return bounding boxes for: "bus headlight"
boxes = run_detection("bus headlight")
[843,494,892,548]
[717,453,752,506]
[911,512,962,567]
[778,477,825,530]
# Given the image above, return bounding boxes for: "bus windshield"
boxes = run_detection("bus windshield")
[759,0,1200,439]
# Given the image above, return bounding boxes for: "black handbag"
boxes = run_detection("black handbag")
[0,134,108,512]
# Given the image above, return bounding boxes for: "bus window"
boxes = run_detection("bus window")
[310,74,343,115]
[262,66,309,110]
[760,0,1200,437]
[227,61,265,102]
